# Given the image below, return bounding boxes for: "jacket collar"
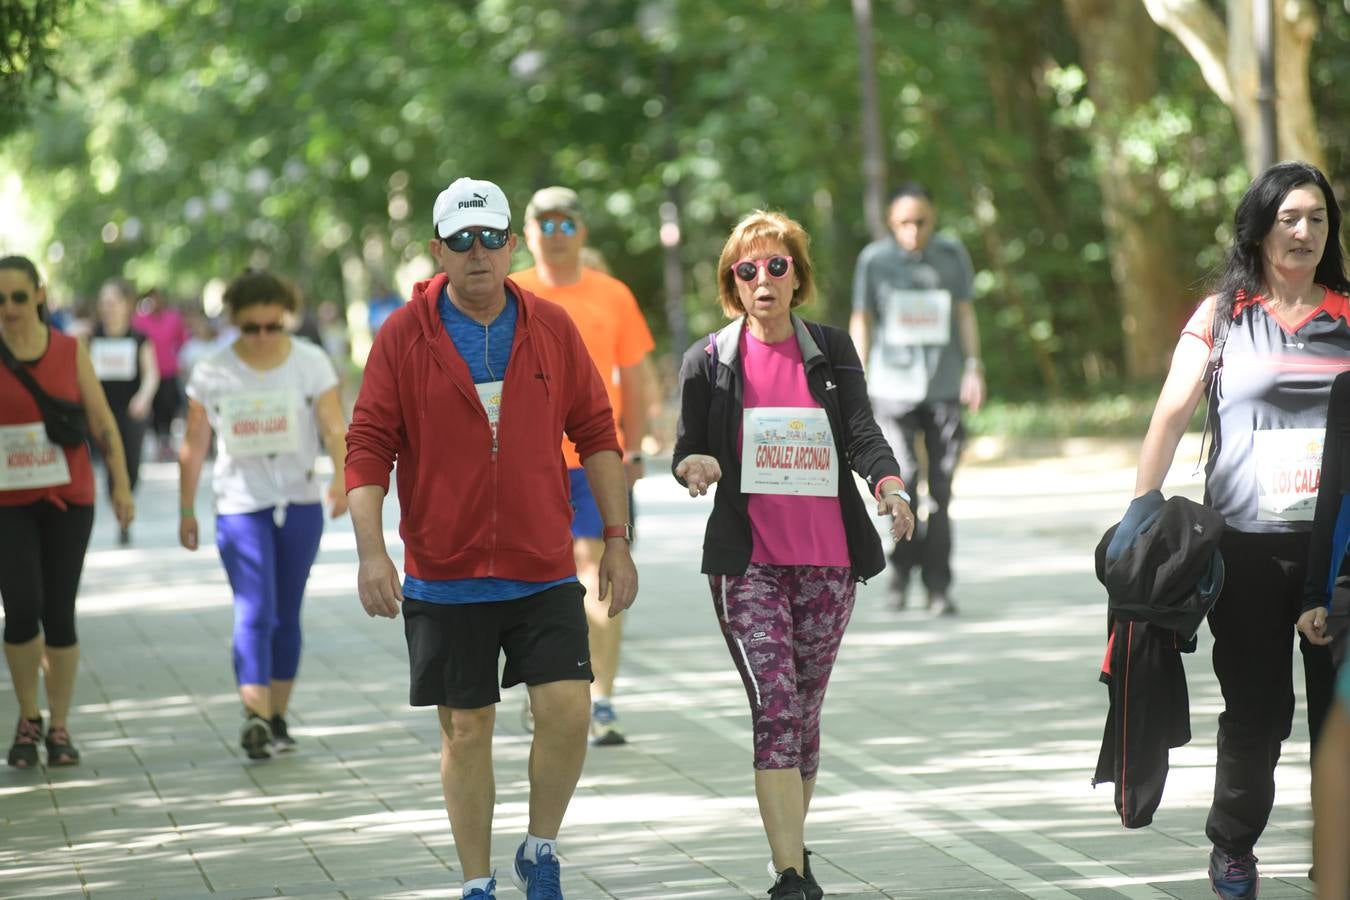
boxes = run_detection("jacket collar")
[408,273,537,342]
[712,314,825,370]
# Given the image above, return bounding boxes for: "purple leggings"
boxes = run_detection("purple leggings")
[711,563,855,779]
[216,503,323,686]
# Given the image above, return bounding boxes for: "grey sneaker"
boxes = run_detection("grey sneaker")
[240,710,272,760]
[927,592,958,616]
[1208,846,1258,900]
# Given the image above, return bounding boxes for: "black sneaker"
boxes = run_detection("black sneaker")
[269,714,296,753]
[239,710,272,760]
[767,851,823,900]
[768,867,808,900]
[117,526,131,546]
[802,848,823,900]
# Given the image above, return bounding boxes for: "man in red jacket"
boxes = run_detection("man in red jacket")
[345,176,638,900]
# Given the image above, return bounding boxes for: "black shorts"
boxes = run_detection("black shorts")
[402,581,591,709]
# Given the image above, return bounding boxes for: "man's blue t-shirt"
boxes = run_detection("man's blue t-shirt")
[402,287,577,604]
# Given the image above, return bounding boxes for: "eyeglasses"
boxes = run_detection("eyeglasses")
[240,322,286,335]
[442,228,510,252]
[732,255,793,282]
[538,218,577,237]
[0,290,31,306]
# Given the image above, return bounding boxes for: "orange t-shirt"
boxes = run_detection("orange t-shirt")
[511,266,655,467]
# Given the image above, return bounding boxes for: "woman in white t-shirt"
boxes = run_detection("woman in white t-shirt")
[177,270,348,761]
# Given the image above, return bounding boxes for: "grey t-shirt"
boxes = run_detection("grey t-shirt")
[852,233,974,408]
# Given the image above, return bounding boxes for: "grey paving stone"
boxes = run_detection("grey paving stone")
[0,448,1324,898]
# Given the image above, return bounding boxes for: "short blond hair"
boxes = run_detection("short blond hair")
[715,209,816,318]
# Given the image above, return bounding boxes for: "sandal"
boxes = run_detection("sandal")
[7,716,43,769]
[45,724,81,766]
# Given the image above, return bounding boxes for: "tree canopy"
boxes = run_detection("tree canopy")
[5,0,1350,396]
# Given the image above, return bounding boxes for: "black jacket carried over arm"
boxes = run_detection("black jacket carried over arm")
[671,315,901,580]
[1091,492,1225,828]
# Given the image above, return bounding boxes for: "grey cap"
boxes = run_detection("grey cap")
[525,186,582,223]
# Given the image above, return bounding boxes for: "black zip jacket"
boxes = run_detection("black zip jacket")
[671,315,902,579]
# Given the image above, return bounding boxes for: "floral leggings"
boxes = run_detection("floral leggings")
[710,563,855,779]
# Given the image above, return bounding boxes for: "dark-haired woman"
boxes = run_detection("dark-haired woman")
[1132,161,1350,898]
[177,270,348,761]
[93,278,159,545]
[0,255,133,768]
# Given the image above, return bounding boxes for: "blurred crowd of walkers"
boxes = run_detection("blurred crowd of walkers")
[3,159,1350,900]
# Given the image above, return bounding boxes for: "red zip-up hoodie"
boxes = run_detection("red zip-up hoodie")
[345,274,620,582]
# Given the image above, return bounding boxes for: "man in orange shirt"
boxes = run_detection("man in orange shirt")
[513,186,655,746]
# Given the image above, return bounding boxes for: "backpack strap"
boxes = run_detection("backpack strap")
[1196,302,1231,469]
[1203,305,1230,388]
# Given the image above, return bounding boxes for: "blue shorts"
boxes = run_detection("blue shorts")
[568,467,603,539]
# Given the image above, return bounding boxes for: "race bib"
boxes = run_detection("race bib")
[1253,427,1323,522]
[476,380,504,444]
[90,337,138,381]
[218,390,301,457]
[882,288,951,346]
[741,407,837,497]
[0,422,71,490]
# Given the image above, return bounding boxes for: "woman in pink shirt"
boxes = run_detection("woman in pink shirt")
[673,211,913,900]
[132,288,190,460]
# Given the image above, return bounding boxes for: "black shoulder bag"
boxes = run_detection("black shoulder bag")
[0,336,90,448]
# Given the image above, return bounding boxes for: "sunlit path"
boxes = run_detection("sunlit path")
[0,440,1318,898]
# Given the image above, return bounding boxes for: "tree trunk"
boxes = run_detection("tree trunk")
[1066,0,1191,379]
[1141,0,1324,173]
[851,0,887,242]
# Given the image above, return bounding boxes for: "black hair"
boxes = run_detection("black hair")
[222,269,297,314]
[888,182,933,206]
[1213,160,1350,319]
[0,255,48,323]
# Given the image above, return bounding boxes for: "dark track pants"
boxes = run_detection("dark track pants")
[1205,529,1334,854]
[877,400,965,595]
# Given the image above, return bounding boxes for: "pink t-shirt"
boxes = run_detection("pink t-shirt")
[740,328,849,567]
[132,306,190,377]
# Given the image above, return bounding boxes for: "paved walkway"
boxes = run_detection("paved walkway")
[0,438,1320,898]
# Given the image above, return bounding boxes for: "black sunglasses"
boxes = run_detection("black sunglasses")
[240,322,286,335]
[0,290,31,306]
[442,228,510,252]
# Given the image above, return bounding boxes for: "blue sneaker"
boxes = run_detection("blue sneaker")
[589,701,626,746]
[1208,847,1258,899]
[462,875,496,899]
[512,840,563,899]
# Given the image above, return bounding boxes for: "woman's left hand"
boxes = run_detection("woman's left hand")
[879,493,916,541]
[1297,607,1332,646]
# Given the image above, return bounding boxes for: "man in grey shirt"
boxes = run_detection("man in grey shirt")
[850,183,985,615]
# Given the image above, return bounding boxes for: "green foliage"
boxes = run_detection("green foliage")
[0,0,1285,398]
[0,0,76,137]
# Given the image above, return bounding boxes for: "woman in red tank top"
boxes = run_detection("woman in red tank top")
[0,255,134,770]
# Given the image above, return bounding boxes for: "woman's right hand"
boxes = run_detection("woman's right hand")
[179,514,199,551]
[675,454,722,497]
